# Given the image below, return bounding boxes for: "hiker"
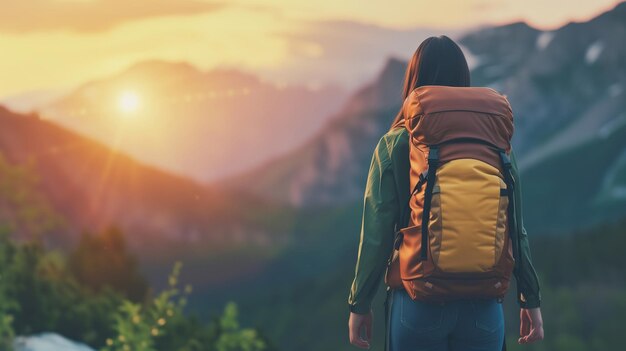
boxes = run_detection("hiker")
[347,35,544,351]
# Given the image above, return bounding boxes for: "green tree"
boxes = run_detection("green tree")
[103,261,268,351]
[0,226,17,351]
[68,226,148,302]
[0,224,122,346]
[0,151,65,242]
[102,261,192,351]
[215,302,266,351]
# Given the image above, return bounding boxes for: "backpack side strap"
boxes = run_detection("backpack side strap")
[420,146,440,261]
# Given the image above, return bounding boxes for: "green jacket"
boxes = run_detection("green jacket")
[348,126,541,314]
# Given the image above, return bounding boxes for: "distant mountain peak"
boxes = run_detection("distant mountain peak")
[113,59,261,87]
[0,104,40,120]
[600,0,626,21]
[379,56,406,78]
[500,20,539,32]
[466,19,540,41]
[123,59,199,75]
[335,56,405,116]
[41,57,348,183]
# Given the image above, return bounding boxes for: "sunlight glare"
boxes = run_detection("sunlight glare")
[118,90,141,114]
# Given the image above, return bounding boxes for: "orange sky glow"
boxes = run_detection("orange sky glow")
[0,0,622,97]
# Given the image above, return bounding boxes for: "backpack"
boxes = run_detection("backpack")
[385,85,517,302]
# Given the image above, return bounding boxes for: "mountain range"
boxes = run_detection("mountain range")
[226,1,626,234]
[38,60,347,182]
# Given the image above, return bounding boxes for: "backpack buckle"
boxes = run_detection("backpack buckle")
[414,170,428,194]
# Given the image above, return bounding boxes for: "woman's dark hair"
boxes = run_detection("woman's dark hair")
[389,35,470,130]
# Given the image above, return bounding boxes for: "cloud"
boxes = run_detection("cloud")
[0,0,226,33]
[469,1,506,12]
[263,20,465,90]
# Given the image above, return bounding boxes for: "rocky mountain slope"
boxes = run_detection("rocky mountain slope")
[0,105,293,288]
[221,57,407,206]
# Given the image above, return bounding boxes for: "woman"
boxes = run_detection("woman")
[347,36,544,351]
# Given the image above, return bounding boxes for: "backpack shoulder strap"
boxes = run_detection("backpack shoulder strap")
[498,150,520,273]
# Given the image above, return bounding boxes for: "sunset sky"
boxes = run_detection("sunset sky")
[1,0,622,98]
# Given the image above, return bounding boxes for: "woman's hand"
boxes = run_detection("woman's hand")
[348,310,373,349]
[519,307,544,344]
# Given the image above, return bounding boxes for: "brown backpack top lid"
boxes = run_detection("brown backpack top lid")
[403,85,513,118]
[402,85,514,170]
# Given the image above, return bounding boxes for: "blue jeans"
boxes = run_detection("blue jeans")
[388,288,505,351]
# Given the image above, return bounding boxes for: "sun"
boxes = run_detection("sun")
[118,90,141,114]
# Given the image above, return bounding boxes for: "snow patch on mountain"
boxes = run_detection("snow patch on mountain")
[519,105,624,171]
[535,32,555,50]
[585,41,604,64]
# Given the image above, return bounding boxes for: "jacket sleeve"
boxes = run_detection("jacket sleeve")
[510,150,542,309]
[347,136,399,314]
